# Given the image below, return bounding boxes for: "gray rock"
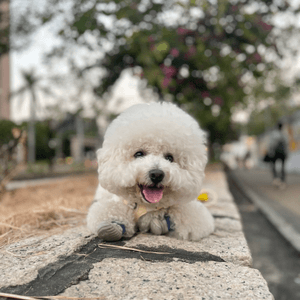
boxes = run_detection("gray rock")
[61,259,273,300]
[0,226,91,288]
[0,169,273,299]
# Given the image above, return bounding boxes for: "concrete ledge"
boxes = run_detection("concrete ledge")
[0,169,273,299]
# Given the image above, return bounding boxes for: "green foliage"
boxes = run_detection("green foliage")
[35,122,55,161]
[83,118,99,137]
[0,120,20,146]
[21,121,55,161]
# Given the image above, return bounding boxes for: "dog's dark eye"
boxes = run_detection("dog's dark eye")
[134,151,145,158]
[165,154,174,163]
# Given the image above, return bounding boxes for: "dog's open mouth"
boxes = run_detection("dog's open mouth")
[139,184,164,203]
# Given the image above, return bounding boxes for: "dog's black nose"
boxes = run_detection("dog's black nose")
[149,169,165,184]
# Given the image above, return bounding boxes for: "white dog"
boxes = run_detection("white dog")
[87,102,214,241]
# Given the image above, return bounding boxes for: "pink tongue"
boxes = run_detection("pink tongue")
[143,186,164,203]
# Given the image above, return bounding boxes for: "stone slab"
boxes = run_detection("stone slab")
[125,229,252,267]
[0,169,272,299]
[0,226,91,288]
[61,258,273,300]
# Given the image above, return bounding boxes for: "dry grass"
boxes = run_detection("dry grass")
[0,173,98,247]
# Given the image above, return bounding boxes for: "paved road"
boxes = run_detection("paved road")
[231,168,300,248]
[235,168,300,215]
[226,169,300,300]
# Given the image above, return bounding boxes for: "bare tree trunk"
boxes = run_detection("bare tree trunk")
[75,114,84,163]
[28,89,36,163]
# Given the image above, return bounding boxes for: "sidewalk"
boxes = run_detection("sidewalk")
[0,168,273,299]
[229,167,300,253]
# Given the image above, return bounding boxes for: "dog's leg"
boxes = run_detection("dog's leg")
[167,201,214,241]
[87,193,136,241]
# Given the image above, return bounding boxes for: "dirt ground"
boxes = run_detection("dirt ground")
[0,173,98,247]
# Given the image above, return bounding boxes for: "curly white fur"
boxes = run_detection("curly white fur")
[87,102,214,241]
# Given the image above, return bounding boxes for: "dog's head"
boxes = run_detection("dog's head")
[97,102,207,208]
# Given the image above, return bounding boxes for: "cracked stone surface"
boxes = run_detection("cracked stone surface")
[0,169,272,299]
[0,226,92,288]
[61,259,273,300]
[125,229,252,267]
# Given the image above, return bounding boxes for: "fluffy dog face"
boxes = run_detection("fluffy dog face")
[97,102,207,207]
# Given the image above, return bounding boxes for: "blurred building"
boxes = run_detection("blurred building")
[0,0,10,120]
[221,136,257,169]
[54,113,101,162]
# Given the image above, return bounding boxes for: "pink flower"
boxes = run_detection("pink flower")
[184,46,197,59]
[214,96,223,106]
[258,20,273,32]
[170,48,180,57]
[148,35,155,43]
[232,5,238,12]
[201,91,210,98]
[254,53,261,62]
[177,27,189,35]
[162,77,171,88]
[161,65,177,78]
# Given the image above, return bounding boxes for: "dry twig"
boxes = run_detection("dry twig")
[98,243,170,255]
[0,292,106,300]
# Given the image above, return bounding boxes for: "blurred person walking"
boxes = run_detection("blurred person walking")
[268,122,289,189]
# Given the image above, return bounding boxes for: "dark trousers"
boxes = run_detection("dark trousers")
[271,154,286,182]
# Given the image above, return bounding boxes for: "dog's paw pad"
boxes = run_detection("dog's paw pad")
[97,221,125,241]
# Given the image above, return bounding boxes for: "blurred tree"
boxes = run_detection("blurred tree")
[18,120,55,162]
[34,121,55,162]
[11,70,39,162]
[23,0,300,146]
[10,69,58,162]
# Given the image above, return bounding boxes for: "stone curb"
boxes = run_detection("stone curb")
[6,171,97,191]
[1,239,225,297]
[0,170,273,299]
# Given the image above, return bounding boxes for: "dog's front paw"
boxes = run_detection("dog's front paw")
[149,217,169,235]
[138,213,173,235]
[96,221,126,241]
